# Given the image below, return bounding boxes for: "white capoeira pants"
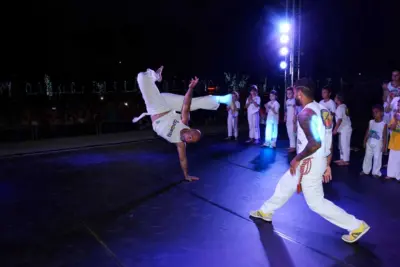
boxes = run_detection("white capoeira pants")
[134,70,221,122]
[259,157,362,231]
[286,122,296,148]
[362,142,383,176]
[248,112,260,139]
[339,128,352,162]
[265,118,278,146]
[227,115,239,138]
[387,149,400,180]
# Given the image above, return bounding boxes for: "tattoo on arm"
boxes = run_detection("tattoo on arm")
[295,109,322,162]
[177,143,189,178]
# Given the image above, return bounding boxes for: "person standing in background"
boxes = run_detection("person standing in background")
[284,87,296,152]
[226,91,240,140]
[245,85,261,144]
[333,94,352,166]
[262,90,280,148]
[319,86,336,117]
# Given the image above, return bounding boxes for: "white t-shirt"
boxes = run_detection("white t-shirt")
[383,102,391,125]
[388,82,400,96]
[335,104,352,132]
[228,101,240,117]
[297,101,326,160]
[152,111,189,143]
[319,99,336,114]
[246,96,261,114]
[319,103,334,157]
[390,96,400,120]
[367,120,386,146]
[285,98,296,123]
[265,100,280,122]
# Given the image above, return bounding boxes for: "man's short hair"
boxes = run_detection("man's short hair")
[372,104,384,112]
[322,86,331,93]
[286,87,293,92]
[270,90,278,96]
[295,78,315,99]
[250,85,258,91]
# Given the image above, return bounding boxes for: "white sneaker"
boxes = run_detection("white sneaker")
[249,210,273,222]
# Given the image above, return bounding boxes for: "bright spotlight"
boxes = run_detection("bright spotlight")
[280,61,287,69]
[124,102,128,106]
[280,34,289,44]
[279,47,289,56]
[279,23,290,33]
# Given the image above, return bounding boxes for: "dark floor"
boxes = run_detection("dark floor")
[1,134,399,267]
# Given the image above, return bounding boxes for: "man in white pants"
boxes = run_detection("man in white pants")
[133,66,233,181]
[250,78,370,244]
[333,94,352,166]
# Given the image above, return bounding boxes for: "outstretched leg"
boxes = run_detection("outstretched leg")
[161,93,226,112]
[137,69,171,115]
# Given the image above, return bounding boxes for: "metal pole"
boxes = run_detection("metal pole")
[297,0,301,80]
[289,0,295,86]
[284,0,289,105]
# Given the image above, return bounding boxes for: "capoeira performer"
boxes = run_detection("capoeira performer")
[333,94,352,166]
[360,105,387,177]
[250,78,370,244]
[225,91,240,140]
[133,66,233,181]
[284,87,296,152]
[245,85,261,144]
[319,86,336,116]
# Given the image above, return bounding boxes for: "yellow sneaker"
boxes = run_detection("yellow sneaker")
[249,210,272,222]
[341,221,370,243]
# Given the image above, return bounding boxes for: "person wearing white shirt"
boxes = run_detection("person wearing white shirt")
[319,86,336,116]
[388,70,400,97]
[262,90,280,148]
[361,105,387,177]
[333,93,352,166]
[226,91,240,140]
[284,87,296,152]
[245,85,261,144]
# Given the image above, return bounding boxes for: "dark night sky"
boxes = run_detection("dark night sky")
[1,0,400,81]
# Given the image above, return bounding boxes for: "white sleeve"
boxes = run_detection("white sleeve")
[255,96,261,105]
[336,106,344,119]
[275,102,280,110]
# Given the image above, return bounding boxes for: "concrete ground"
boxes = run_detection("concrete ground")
[1,133,399,267]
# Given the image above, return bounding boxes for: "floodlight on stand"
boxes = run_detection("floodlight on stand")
[280,61,287,69]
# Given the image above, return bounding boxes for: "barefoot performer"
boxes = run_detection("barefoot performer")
[133,66,234,181]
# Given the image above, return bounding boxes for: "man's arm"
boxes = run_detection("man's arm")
[176,142,189,178]
[181,77,199,125]
[294,108,322,162]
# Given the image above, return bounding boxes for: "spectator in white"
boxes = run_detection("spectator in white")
[262,90,280,148]
[226,91,240,140]
[383,82,391,155]
[333,93,352,166]
[388,70,400,97]
[284,87,296,152]
[361,105,387,177]
[319,86,336,116]
[245,85,261,144]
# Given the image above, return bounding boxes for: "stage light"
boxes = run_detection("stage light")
[279,47,289,56]
[124,102,128,106]
[280,34,289,44]
[279,23,290,33]
[100,96,104,100]
[280,61,287,69]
